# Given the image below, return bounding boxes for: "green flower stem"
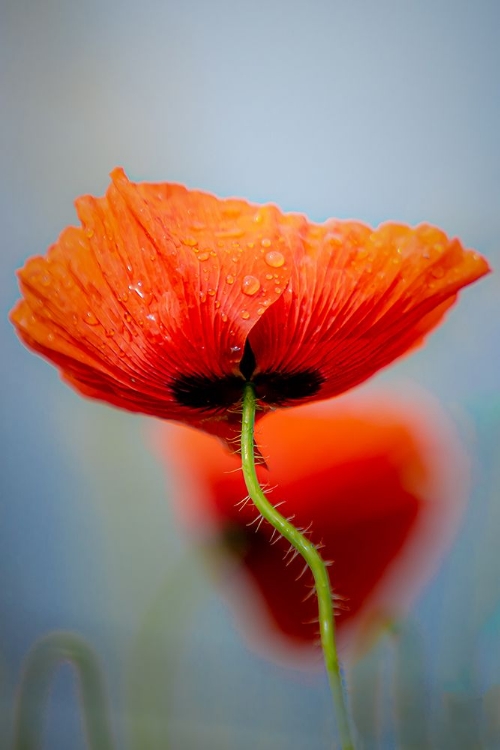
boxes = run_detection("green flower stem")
[240,382,356,750]
[12,631,114,750]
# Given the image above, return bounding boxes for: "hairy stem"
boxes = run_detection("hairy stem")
[240,382,355,749]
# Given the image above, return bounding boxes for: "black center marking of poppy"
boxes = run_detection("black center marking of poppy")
[170,340,323,411]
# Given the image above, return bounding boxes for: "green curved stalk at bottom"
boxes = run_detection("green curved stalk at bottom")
[12,631,114,750]
[240,383,356,750]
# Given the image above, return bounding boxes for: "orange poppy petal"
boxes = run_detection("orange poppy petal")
[157,390,466,660]
[249,222,490,403]
[10,168,300,435]
[11,171,490,433]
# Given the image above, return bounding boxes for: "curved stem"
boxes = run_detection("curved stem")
[12,631,114,750]
[240,383,356,750]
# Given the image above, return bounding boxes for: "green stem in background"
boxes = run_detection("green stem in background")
[12,631,114,750]
[240,382,356,750]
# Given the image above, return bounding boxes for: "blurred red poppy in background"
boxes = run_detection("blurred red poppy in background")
[10,169,488,442]
[157,388,467,664]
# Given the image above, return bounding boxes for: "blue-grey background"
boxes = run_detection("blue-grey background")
[1,1,499,748]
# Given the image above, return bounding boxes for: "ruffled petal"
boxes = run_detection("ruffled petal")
[11,171,490,430]
[11,169,300,434]
[249,222,490,403]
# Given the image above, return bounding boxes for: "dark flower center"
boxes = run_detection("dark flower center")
[171,340,323,411]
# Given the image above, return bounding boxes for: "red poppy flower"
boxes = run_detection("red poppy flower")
[10,169,489,439]
[158,389,467,664]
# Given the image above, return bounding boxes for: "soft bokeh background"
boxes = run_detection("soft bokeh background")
[1,1,499,748]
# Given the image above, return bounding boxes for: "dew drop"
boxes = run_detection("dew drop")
[198,252,210,261]
[47,332,55,343]
[431,266,445,279]
[182,236,198,246]
[261,238,272,248]
[129,282,146,299]
[226,274,235,284]
[223,205,242,218]
[274,287,282,294]
[85,228,94,239]
[85,311,99,326]
[231,345,241,353]
[125,313,132,323]
[241,275,261,296]
[215,228,244,239]
[221,313,228,322]
[240,310,250,320]
[208,288,216,296]
[265,250,285,268]
[265,273,274,280]
[257,307,266,315]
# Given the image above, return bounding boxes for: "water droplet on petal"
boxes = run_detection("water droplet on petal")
[129,282,146,299]
[226,274,235,284]
[241,275,260,296]
[431,266,445,279]
[208,288,216,296]
[261,238,271,248]
[215,228,244,239]
[265,250,285,268]
[183,236,198,246]
[85,311,99,325]
[257,307,266,315]
[221,313,228,322]
[198,252,210,261]
[274,287,282,294]
[240,310,250,320]
[230,345,241,353]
